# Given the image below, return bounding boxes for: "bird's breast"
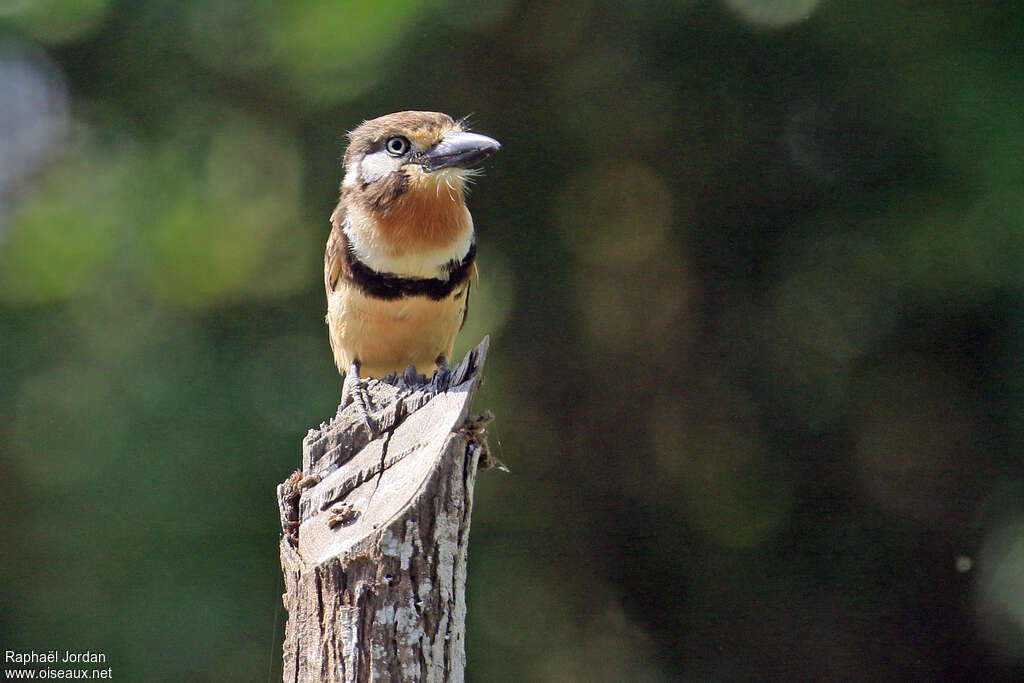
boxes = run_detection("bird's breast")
[344,203,474,279]
[326,282,468,377]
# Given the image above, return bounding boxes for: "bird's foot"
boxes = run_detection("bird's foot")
[341,362,377,436]
[432,355,452,391]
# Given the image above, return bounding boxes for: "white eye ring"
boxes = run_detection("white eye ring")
[385,136,411,156]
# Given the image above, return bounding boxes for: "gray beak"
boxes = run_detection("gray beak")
[420,131,501,173]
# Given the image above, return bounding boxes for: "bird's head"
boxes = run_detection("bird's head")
[334,111,499,255]
[340,111,500,215]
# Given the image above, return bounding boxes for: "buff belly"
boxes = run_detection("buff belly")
[327,282,467,378]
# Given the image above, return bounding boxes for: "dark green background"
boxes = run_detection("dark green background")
[3,0,1024,680]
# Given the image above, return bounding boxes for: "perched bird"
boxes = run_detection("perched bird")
[324,111,500,426]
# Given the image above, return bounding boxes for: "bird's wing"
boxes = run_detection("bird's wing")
[325,204,348,293]
[459,262,478,332]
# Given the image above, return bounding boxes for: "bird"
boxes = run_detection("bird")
[324,111,500,430]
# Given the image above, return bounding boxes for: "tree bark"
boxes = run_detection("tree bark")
[277,337,493,683]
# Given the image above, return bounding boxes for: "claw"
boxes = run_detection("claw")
[433,355,451,391]
[342,360,377,435]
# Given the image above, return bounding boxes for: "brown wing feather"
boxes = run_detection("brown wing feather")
[325,203,350,366]
[458,262,479,332]
[325,203,348,293]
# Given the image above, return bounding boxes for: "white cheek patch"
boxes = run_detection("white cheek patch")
[342,161,359,188]
[359,149,401,183]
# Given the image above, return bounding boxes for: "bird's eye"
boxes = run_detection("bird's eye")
[385,136,411,156]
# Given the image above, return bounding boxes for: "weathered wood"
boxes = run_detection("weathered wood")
[278,337,493,683]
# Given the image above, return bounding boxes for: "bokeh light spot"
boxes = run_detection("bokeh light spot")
[573,248,695,355]
[1,0,112,43]
[651,395,792,549]
[0,133,122,305]
[267,0,426,102]
[0,43,68,227]
[144,113,306,306]
[556,161,674,265]
[977,515,1024,660]
[722,0,822,28]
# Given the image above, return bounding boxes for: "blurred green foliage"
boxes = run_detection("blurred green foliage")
[3,0,1024,680]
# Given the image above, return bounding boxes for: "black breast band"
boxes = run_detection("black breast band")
[346,241,476,301]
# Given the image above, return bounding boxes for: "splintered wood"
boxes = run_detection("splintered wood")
[277,337,493,683]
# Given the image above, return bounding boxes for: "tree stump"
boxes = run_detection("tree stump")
[277,337,494,683]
